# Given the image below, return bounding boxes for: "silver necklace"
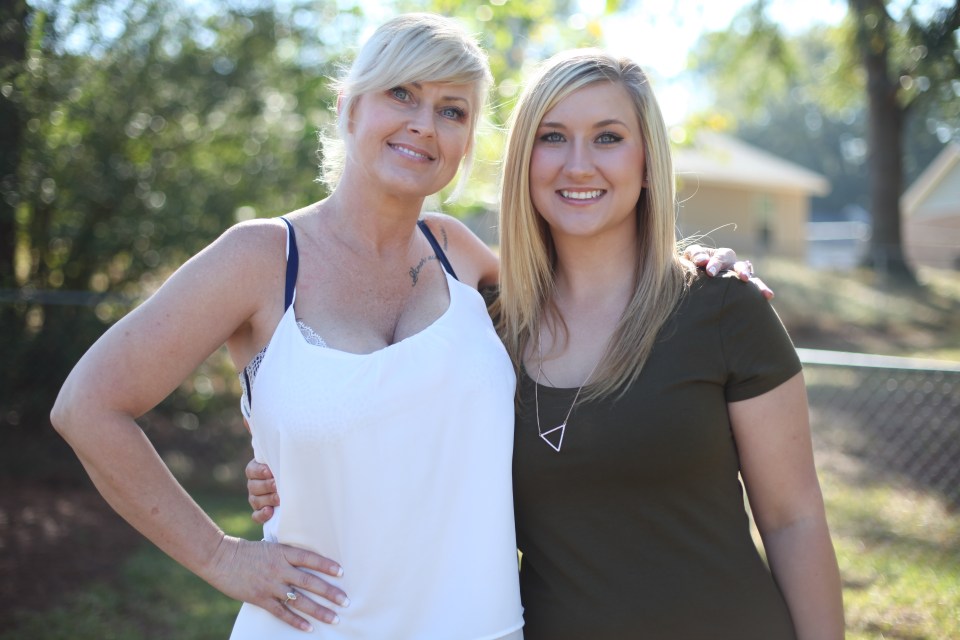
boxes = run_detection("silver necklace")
[534,329,604,452]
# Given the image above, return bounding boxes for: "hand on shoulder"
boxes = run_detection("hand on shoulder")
[683,244,774,300]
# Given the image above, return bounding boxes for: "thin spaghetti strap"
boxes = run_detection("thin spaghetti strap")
[241,217,299,416]
[417,219,459,281]
[279,217,299,310]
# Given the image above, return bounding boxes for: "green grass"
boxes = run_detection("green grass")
[820,465,960,639]
[762,259,960,361]
[0,493,257,640]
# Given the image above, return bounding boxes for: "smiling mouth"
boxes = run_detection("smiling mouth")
[559,189,605,200]
[389,143,434,161]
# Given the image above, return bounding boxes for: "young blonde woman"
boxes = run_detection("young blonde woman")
[496,49,844,639]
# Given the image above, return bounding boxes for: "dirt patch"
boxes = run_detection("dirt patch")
[0,480,143,631]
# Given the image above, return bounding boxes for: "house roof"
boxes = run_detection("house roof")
[901,141,960,216]
[674,131,831,196]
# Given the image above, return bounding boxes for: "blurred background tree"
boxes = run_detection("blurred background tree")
[686,0,959,283]
[1,0,357,478]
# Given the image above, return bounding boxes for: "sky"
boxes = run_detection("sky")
[598,0,850,123]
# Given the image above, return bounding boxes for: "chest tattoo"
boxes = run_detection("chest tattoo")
[409,223,449,286]
[409,254,436,286]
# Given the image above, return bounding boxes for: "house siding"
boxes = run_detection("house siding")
[903,146,960,270]
[677,183,808,259]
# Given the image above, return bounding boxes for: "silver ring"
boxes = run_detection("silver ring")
[283,590,297,604]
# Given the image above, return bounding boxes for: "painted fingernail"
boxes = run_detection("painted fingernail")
[337,595,350,607]
[330,613,340,624]
[301,622,314,632]
[707,265,718,276]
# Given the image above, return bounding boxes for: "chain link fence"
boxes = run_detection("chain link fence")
[799,348,960,508]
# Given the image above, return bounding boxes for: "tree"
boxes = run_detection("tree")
[689,0,960,284]
[0,0,28,294]
[689,20,947,217]
[848,0,959,281]
[0,0,354,473]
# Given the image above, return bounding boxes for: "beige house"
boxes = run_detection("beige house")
[674,132,830,259]
[901,142,960,271]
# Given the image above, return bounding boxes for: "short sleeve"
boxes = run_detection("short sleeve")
[718,278,802,402]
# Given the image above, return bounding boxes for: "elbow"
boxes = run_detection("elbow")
[50,385,86,443]
[49,391,73,439]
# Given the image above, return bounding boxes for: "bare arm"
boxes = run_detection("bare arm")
[51,222,347,630]
[730,373,844,640]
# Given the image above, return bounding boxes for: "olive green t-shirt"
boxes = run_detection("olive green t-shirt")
[513,274,802,640]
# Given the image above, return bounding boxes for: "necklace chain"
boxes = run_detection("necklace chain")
[534,329,604,453]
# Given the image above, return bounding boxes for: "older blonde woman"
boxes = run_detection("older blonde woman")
[53,14,525,639]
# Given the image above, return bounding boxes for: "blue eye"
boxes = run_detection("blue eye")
[597,132,622,144]
[390,86,411,101]
[539,131,564,143]
[440,106,466,120]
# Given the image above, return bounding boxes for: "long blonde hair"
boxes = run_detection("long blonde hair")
[319,13,492,199]
[497,49,696,401]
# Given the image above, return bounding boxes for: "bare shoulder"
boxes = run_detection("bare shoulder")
[209,216,292,334]
[194,217,295,297]
[213,217,289,264]
[132,217,291,328]
[420,212,499,289]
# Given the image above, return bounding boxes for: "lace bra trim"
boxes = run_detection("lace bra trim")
[295,319,328,347]
[239,319,327,412]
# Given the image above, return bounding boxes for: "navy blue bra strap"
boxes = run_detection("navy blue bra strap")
[279,217,299,310]
[242,368,253,415]
[417,219,458,280]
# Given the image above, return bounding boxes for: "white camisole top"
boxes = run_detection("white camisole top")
[229,219,523,639]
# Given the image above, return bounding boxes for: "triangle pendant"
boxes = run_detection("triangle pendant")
[539,423,566,452]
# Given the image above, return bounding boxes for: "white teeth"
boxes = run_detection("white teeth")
[392,144,429,160]
[560,190,604,200]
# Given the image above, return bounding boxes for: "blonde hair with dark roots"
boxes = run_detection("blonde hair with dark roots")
[318,13,492,200]
[496,48,696,401]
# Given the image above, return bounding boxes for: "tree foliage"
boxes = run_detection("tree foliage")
[688,0,959,283]
[690,20,944,215]
[1,0,354,454]
[848,0,959,280]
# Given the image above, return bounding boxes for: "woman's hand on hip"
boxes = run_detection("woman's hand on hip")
[205,535,348,631]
